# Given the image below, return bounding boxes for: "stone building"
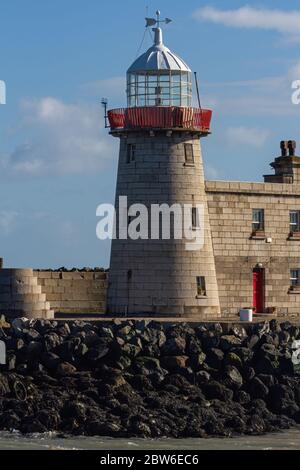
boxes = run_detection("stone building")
[206,140,300,318]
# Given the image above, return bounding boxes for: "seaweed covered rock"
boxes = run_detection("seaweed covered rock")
[0,319,299,438]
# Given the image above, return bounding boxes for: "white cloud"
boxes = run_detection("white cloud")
[83,76,125,97]
[193,6,300,40]
[225,126,270,148]
[0,97,116,177]
[199,59,300,117]
[0,210,19,235]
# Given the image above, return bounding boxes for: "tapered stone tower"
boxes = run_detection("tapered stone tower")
[107,12,220,318]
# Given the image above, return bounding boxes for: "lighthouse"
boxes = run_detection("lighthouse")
[106,12,220,319]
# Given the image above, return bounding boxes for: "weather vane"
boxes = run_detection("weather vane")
[145,10,172,28]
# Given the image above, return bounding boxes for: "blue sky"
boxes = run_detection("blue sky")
[1,0,300,269]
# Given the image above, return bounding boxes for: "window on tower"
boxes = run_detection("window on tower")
[184,143,194,164]
[196,276,207,297]
[126,144,136,163]
[191,207,199,228]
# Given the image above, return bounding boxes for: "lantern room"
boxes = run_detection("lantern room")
[127,26,192,108]
[107,11,212,134]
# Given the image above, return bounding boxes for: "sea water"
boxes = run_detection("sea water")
[0,428,300,450]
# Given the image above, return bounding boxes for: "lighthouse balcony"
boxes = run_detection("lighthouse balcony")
[107,107,212,134]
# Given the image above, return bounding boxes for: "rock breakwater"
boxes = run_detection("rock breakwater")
[0,319,299,438]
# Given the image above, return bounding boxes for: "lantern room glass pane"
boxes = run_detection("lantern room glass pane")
[127,71,192,107]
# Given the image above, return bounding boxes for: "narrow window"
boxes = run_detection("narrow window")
[126,144,136,163]
[184,143,194,164]
[252,209,264,232]
[290,269,300,286]
[196,276,206,296]
[290,210,300,233]
[192,207,199,228]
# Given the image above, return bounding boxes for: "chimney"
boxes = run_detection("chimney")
[264,140,300,184]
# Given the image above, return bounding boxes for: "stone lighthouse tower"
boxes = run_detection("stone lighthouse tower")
[107,12,220,319]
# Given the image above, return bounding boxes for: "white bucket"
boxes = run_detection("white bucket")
[240,309,253,322]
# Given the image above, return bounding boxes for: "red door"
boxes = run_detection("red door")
[253,269,264,313]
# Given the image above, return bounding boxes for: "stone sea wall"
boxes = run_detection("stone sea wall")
[0,319,299,438]
[0,268,108,319]
[34,269,107,315]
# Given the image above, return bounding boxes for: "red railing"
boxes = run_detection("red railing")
[108,107,212,132]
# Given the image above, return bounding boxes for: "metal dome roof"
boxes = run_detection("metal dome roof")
[127,28,191,74]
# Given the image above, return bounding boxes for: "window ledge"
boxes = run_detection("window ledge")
[288,232,300,240]
[250,231,265,240]
[289,286,300,294]
[196,295,207,299]
[184,163,195,167]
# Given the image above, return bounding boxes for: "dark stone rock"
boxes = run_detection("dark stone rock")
[0,410,21,430]
[196,370,211,385]
[219,335,242,351]
[229,325,248,339]
[56,362,77,377]
[186,336,202,355]
[223,365,243,390]
[41,352,61,370]
[203,381,234,401]
[244,334,260,350]
[44,333,63,351]
[257,374,276,388]
[85,346,110,364]
[122,343,141,358]
[0,375,10,396]
[200,331,220,350]
[234,390,251,405]
[134,356,160,371]
[224,352,243,369]
[5,353,16,371]
[247,414,266,434]
[206,348,224,369]
[189,352,206,370]
[161,337,186,356]
[26,341,43,360]
[249,377,269,399]
[25,329,41,343]
[5,338,25,351]
[0,319,299,439]
[160,356,188,371]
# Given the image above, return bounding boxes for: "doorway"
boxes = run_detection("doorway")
[253,268,265,313]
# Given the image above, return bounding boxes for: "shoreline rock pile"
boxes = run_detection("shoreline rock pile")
[0,319,299,438]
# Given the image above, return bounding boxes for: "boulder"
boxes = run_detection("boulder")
[203,381,234,401]
[219,335,241,351]
[161,337,186,356]
[56,362,77,377]
[160,356,189,371]
[0,374,10,396]
[206,348,224,369]
[223,365,243,390]
[249,377,269,399]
